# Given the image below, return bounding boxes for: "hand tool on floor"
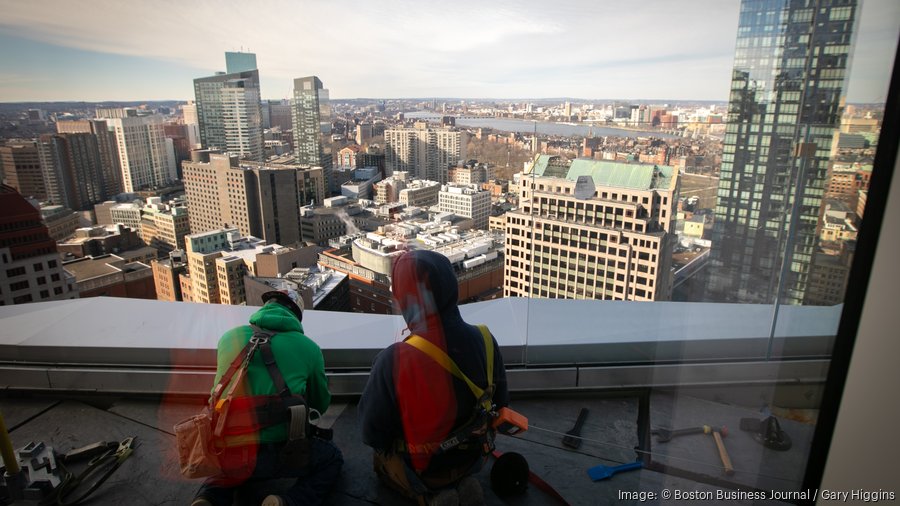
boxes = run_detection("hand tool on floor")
[587,461,643,481]
[562,408,589,449]
[740,416,792,451]
[652,424,728,442]
[710,429,734,475]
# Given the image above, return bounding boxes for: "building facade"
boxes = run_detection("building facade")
[504,155,679,301]
[193,70,264,162]
[292,76,333,192]
[438,184,491,230]
[1,185,77,305]
[56,119,123,198]
[182,151,324,246]
[1,142,46,201]
[707,0,858,304]
[385,123,467,183]
[97,110,176,193]
[37,133,107,210]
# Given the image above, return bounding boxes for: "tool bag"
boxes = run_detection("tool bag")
[175,325,312,479]
[400,325,497,457]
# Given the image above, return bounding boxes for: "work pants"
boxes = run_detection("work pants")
[195,438,343,506]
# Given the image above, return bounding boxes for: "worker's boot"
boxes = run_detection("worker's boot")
[426,487,459,506]
[456,476,485,506]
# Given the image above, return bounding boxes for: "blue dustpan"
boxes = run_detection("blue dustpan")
[587,461,642,481]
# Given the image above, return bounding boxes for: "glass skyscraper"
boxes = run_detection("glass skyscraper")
[225,51,257,74]
[291,76,333,194]
[193,69,264,162]
[706,0,858,305]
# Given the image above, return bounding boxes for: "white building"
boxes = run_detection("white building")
[385,122,467,182]
[96,110,176,192]
[438,183,491,230]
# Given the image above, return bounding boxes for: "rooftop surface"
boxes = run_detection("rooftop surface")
[0,296,835,504]
[1,388,806,505]
[527,155,675,191]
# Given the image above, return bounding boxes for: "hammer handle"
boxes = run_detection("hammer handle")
[713,431,734,475]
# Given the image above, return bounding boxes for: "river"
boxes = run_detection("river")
[403,111,680,139]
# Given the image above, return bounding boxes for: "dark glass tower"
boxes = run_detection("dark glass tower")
[291,76,333,194]
[706,0,858,305]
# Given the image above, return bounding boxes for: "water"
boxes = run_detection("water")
[404,112,680,139]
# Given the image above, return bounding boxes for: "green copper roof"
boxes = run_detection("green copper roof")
[527,155,675,190]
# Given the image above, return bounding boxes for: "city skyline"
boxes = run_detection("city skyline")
[1,0,898,103]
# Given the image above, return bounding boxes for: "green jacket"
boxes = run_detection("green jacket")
[214,301,331,443]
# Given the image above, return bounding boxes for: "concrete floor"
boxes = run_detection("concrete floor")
[1,389,810,505]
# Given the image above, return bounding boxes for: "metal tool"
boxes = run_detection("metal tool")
[562,408,589,449]
[652,424,727,442]
[740,416,792,451]
[587,461,642,481]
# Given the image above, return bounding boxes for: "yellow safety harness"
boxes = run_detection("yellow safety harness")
[399,325,496,455]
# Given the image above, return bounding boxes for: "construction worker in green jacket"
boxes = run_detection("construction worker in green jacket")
[192,291,343,506]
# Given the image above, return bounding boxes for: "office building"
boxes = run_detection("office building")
[707,0,858,305]
[40,205,81,241]
[58,224,144,259]
[385,123,467,182]
[1,141,46,200]
[504,155,679,301]
[398,179,440,208]
[292,76,333,192]
[299,197,386,245]
[152,251,187,302]
[438,183,491,230]
[180,102,201,148]
[62,254,155,300]
[225,51,257,73]
[37,133,107,210]
[56,119,123,198]
[96,109,176,192]
[182,228,277,305]
[0,184,77,305]
[183,151,324,246]
[139,198,190,254]
[194,67,264,162]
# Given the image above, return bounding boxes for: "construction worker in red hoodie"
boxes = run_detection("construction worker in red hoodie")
[192,291,343,506]
[358,250,509,506]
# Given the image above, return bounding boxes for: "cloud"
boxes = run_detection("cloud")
[0,0,897,101]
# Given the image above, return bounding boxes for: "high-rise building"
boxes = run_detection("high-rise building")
[706,0,858,305]
[1,141,46,200]
[182,151,324,246]
[505,155,679,301]
[56,119,123,198]
[438,184,491,230]
[37,133,107,210]
[385,123,467,183]
[0,184,77,305]
[291,76,332,191]
[180,101,202,148]
[96,109,176,193]
[194,68,264,162]
[225,51,257,74]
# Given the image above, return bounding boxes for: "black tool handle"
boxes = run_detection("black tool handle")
[670,426,705,438]
[572,408,589,433]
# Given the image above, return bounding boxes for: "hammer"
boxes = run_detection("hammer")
[710,429,734,475]
[652,425,728,442]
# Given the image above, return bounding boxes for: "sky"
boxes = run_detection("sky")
[0,0,898,103]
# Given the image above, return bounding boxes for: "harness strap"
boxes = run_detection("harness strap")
[404,325,495,410]
[210,339,255,410]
